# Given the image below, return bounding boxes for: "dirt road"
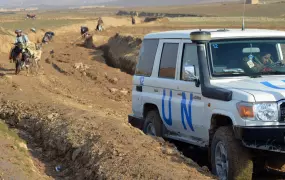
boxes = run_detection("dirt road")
[0,25,214,179]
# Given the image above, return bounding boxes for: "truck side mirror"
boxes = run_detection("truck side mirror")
[183,65,200,87]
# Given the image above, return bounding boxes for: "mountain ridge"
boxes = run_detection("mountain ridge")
[0,0,239,8]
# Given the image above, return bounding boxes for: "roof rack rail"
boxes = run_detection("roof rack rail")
[217,28,229,32]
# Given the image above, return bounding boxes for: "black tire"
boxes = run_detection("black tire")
[143,110,163,137]
[211,126,253,180]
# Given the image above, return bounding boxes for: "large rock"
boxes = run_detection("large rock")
[74,63,89,71]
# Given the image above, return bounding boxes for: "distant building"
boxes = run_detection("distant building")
[78,5,105,9]
[0,7,37,12]
[25,8,38,11]
[246,0,259,4]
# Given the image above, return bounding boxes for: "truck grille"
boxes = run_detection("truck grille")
[280,102,285,122]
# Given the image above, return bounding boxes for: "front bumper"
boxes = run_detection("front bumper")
[128,114,145,130]
[234,126,285,153]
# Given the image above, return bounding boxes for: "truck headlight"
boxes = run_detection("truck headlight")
[237,102,278,122]
[254,103,278,122]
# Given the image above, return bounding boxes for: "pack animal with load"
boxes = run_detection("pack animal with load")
[26,14,36,19]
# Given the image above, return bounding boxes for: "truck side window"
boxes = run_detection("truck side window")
[135,39,159,77]
[181,44,199,81]
[158,43,179,79]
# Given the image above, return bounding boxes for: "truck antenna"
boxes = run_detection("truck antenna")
[242,0,246,31]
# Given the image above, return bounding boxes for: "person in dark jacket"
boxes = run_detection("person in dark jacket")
[81,26,89,35]
[42,31,55,44]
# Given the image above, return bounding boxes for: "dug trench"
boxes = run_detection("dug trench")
[0,30,213,179]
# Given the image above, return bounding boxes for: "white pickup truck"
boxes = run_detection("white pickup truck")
[128,29,285,180]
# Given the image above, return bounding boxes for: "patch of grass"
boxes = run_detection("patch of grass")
[36,8,119,19]
[0,121,20,140]
[168,17,285,29]
[0,123,36,177]
[127,2,285,17]
[0,120,27,152]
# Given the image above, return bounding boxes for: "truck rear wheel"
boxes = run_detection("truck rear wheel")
[211,126,253,180]
[143,110,163,137]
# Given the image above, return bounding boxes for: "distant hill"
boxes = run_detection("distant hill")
[100,0,239,7]
[1,0,239,8]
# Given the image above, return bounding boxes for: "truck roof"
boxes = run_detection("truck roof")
[144,29,285,40]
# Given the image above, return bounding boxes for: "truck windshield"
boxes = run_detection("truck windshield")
[209,39,285,77]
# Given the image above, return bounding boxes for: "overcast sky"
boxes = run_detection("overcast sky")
[0,0,236,7]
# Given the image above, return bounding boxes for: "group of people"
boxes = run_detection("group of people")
[79,17,105,48]
[9,28,55,58]
[80,16,135,38]
[9,16,134,71]
[81,17,104,36]
[9,28,54,72]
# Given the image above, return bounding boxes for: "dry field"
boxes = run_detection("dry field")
[0,3,285,179]
[127,1,285,17]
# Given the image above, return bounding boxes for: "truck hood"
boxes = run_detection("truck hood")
[211,76,285,102]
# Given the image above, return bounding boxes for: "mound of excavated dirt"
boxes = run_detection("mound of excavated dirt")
[116,10,206,18]
[0,27,14,54]
[144,17,169,23]
[102,33,142,75]
[28,31,45,43]
[0,35,13,54]
[54,17,131,36]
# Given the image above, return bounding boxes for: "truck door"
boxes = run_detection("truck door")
[174,41,208,142]
[146,39,181,132]
[133,39,159,118]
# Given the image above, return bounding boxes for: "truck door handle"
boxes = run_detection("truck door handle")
[154,89,158,92]
[136,86,142,92]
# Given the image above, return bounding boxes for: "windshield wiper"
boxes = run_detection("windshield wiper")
[222,72,245,75]
[249,73,262,78]
[222,68,245,74]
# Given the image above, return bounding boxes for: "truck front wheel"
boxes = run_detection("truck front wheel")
[211,126,253,180]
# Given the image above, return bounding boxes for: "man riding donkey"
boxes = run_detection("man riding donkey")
[10,30,29,62]
[9,30,38,74]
